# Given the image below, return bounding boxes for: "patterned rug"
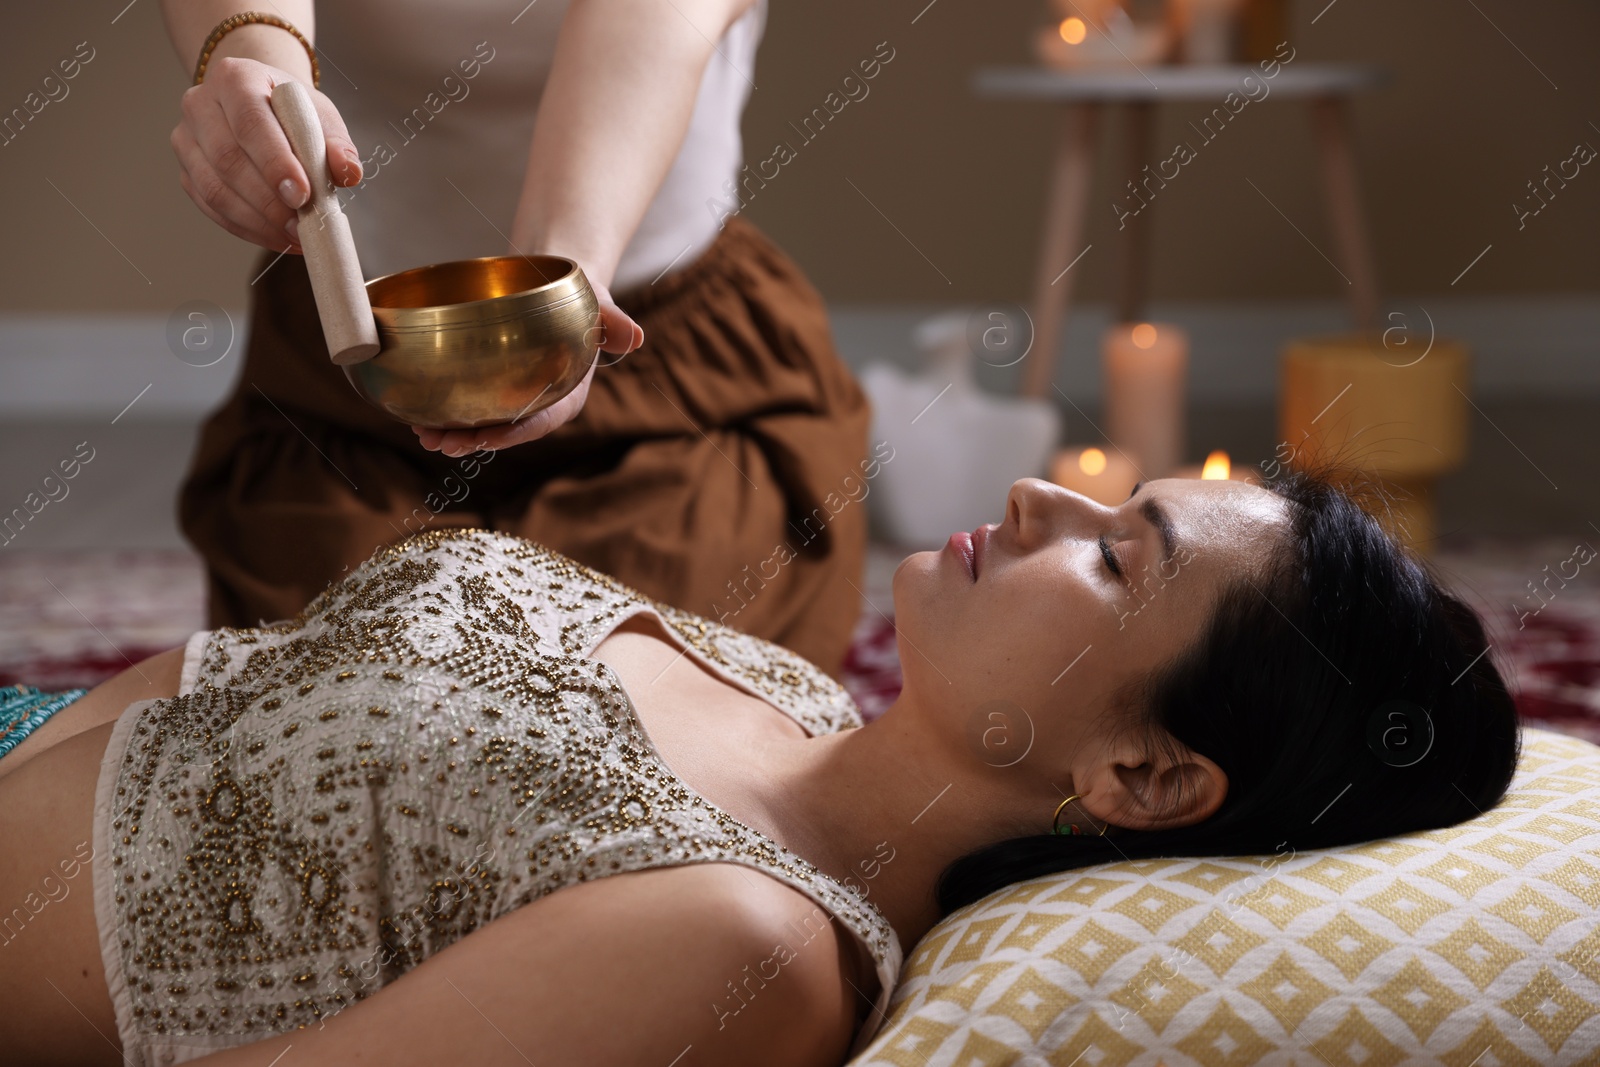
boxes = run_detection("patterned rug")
[0,550,205,691]
[1425,536,1600,743]
[3,539,1597,743]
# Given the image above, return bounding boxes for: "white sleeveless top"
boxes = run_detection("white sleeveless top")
[92,529,901,1066]
[316,0,763,290]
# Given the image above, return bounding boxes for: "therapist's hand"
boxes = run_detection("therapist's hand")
[171,57,362,252]
[411,280,643,456]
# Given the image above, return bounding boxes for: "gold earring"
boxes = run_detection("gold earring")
[1051,793,1108,836]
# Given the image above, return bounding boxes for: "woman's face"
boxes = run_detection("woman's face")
[892,477,1291,779]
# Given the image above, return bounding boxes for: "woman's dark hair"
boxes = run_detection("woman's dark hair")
[936,466,1521,914]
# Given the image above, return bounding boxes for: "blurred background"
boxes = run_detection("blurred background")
[2,0,1597,733]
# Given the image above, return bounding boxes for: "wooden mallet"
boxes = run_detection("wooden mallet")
[268,79,380,365]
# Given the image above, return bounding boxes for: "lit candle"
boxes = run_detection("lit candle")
[1103,322,1188,479]
[1173,449,1262,484]
[1049,445,1141,505]
[1035,0,1172,70]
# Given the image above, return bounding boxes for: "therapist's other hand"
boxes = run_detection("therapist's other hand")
[412,282,644,456]
[171,58,362,252]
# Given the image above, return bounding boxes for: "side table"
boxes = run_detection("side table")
[972,63,1390,396]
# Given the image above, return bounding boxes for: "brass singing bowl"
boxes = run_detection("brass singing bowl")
[345,255,602,430]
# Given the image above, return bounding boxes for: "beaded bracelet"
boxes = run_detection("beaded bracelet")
[193,11,320,89]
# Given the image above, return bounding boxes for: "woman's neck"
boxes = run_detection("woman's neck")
[745,694,1040,952]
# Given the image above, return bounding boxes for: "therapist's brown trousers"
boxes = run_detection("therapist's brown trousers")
[179,216,871,678]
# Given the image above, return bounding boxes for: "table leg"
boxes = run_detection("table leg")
[1022,102,1100,399]
[1310,95,1380,334]
[1114,101,1156,324]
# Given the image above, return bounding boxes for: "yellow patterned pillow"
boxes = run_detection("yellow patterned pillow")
[848,728,1600,1067]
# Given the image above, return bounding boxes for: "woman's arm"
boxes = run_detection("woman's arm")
[511,0,757,294]
[159,1,363,252]
[158,1,317,83]
[413,0,755,457]
[184,863,864,1067]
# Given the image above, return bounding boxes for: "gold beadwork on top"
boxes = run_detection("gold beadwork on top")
[99,528,900,1059]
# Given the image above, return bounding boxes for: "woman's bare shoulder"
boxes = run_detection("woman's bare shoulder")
[186,862,864,1067]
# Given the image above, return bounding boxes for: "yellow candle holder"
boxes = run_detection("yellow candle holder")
[1278,333,1469,552]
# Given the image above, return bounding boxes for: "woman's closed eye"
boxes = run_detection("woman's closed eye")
[1098,532,1129,581]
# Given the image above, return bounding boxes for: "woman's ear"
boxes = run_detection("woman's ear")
[1075,733,1227,832]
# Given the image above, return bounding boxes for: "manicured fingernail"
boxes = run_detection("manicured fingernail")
[285,217,300,242]
[279,178,306,209]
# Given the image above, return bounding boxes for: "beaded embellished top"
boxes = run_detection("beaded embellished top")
[92,529,903,1067]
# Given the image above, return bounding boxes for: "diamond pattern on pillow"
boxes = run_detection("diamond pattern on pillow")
[846,729,1600,1066]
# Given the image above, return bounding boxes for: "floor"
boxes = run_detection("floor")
[0,420,197,551]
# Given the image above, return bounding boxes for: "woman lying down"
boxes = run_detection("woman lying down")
[0,472,1518,1067]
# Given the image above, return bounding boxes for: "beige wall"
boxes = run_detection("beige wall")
[2,1,1596,315]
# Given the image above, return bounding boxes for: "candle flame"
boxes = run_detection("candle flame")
[1131,323,1158,349]
[1078,448,1108,476]
[1058,17,1087,44]
[1201,450,1231,480]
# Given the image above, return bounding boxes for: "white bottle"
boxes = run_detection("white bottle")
[862,311,1062,549]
